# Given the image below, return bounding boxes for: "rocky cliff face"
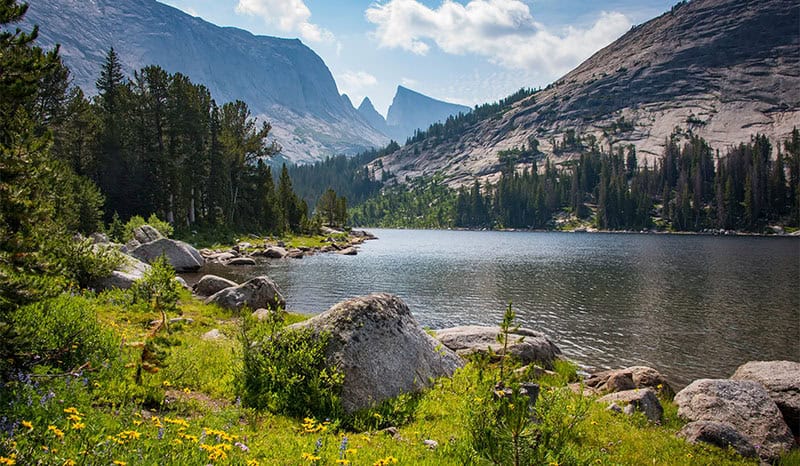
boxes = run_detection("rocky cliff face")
[24,0,388,163]
[372,0,800,185]
[357,97,390,135]
[385,86,471,142]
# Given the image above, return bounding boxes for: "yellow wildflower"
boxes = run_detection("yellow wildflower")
[183,387,191,394]
[21,420,33,431]
[71,422,85,430]
[63,460,76,466]
[67,414,82,422]
[112,461,127,466]
[63,407,81,416]
[0,455,16,466]
[346,449,357,455]
[373,456,398,466]
[246,460,259,466]
[336,460,350,465]
[132,420,142,426]
[47,425,64,439]
[172,439,183,446]
[162,380,171,387]
[301,452,321,461]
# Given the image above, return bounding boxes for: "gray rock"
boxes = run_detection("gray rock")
[202,329,224,341]
[121,238,141,254]
[205,276,285,311]
[674,379,793,461]
[678,421,758,458]
[731,360,800,436]
[252,308,280,321]
[289,293,463,413]
[92,255,151,291]
[131,238,204,272]
[193,275,238,297]
[207,252,236,263]
[598,388,663,422]
[226,257,256,266]
[337,247,358,256]
[287,249,305,259]
[585,366,673,396]
[90,232,109,244]
[436,325,562,368]
[174,276,190,290]
[132,224,164,244]
[252,246,287,259]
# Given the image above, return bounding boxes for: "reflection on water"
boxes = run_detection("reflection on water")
[189,229,800,387]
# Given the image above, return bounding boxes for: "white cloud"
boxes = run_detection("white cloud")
[401,77,418,88]
[236,0,335,43]
[337,71,379,105]
[365,0,631,76]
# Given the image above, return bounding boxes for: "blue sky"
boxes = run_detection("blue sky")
[159,0,676,116]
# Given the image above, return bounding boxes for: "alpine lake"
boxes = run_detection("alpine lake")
[188,229,800,388]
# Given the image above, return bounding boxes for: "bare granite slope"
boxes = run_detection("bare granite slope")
[372,0,800,186]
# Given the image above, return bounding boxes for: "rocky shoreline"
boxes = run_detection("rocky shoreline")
[200,227,377,265]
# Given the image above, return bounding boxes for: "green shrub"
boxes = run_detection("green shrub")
[238,311,343,419]
[131,256,180,330]
[45,236,122,289]
[467,303,592,466]
[8,294,121,374]
[122,214,174,242]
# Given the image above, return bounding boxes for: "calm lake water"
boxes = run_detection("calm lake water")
[195,229,800,388]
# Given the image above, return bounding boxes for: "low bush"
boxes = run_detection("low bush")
[6,294,121,376]
[238,311,343,419]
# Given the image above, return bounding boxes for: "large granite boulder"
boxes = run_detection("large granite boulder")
[92,254,151,291]
[205,276,285,311]
[436,325,561,368]
[131,238,204,272]
[598,388,663,422]
[289,293,463,413]
[251,246,287,259]
[677,421,758,458]
[674,379,794,461]
[731,360,800,436]
[585,366,673,396]
[132,224,164,244]
[193,275,238,297]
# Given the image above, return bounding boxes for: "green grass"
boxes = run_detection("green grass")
[1,290,784,465]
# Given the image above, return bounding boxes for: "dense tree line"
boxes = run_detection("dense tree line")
[50,49,312,235]
[452,131,800,231]
[287,142,399,210]
[349,176,456,228]
[320,126,798,233]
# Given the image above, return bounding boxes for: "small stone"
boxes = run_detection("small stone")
[202,329,224,340]
[423,439,438,449]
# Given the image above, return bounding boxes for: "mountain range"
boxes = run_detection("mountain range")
[22,0,468,163]
[370,0,800,186]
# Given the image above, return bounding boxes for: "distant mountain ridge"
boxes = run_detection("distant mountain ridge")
[385,86,471,142]
[23,0,388,163]
[356,87,471,143]
[371,0,800,185]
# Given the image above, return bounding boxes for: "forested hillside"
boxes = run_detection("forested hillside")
[329,130,800,233]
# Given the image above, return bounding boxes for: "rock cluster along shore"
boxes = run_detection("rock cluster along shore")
[89,225,376,290]
[200,227,376,265]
